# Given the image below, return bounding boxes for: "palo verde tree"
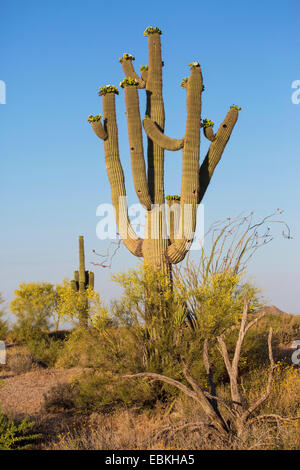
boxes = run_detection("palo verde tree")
[88,26,240,283]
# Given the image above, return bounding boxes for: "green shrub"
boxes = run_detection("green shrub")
[72,373,156,413]
[56,327,105,369]
[0,408,40,450]
[25,333,64,368]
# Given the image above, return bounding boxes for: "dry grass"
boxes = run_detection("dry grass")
[43,361,300,451]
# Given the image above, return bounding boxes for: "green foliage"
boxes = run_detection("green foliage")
[119,77,139,88]
[119,53,135,63]
[87,114,102,122]
[202,118,214,128]
[140,64,148,71]
[26,332,65,367]
[144,26,162,36]
[73,373,156,413]
[98,85,119,96]
[0,408,40,450]
[10,282,57,341]
[56,279,106,327]
[56,327,106,369]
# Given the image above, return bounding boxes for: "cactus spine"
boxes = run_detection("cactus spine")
[88,27,240,295]
[71,235,94,327]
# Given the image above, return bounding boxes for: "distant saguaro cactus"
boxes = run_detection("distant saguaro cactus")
[71,236,94,327]
[88,26,240,279]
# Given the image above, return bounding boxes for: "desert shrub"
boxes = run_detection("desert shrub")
[25,333,65,368]
[0,408,40,450]
[8,352,36,375]
[75,372,158,413]
[56,327,105,369]
[43,382,77,413]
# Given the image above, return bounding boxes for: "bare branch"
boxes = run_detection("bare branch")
[122,372,197,402]
[182,358,229,434]
[242,328,276,421]
[248,414,300,425]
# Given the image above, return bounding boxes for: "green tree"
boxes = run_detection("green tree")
[10,282,57,341]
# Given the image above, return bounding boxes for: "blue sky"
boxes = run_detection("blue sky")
[1,0,300,317]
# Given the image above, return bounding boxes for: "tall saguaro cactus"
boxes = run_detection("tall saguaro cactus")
[71,235,94,327]
[88,27,240,278]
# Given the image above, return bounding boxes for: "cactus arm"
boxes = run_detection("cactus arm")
[88,271,94,289]
[78,235,86,292]
[141,68,148,82]
[167,64,203,264]
[121,59,145,89]
[91,120,108,140]
[143,116,184,151]
[146,32,165,205]
[203,126,216,142]
[123,84,152,210]
[102,92,143,257]
[198,107,239,203]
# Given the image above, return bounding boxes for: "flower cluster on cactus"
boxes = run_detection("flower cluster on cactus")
[180,77,188,88]
[140,64,149,71]
[189,61,200,68]
[87,114,102,122]
[144,26,162,36]
[202,119,214,128]
[98,85,119,96]
[230,105,242,111]
[119,77,139,88]
[165,195,181,201]
[119,53,135,63]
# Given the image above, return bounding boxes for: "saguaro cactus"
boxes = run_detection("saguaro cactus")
[71,235,94,326]
[88,27,240,278]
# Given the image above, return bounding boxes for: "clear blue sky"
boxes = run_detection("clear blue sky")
[1,0,300,317]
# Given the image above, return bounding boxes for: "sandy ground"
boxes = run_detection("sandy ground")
[0,367,81,418]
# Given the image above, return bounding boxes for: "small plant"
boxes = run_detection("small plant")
[119,77,139,88]
[43,382,76,413]
[144,26,162,36]
[8,352,35,375]
[165,195,180,201]
[119,53,135,63]
[98,85,119,96]
[140,64,148,71]
[0,408,40,450]
[202,118,214,128]
[87,114,102,122]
